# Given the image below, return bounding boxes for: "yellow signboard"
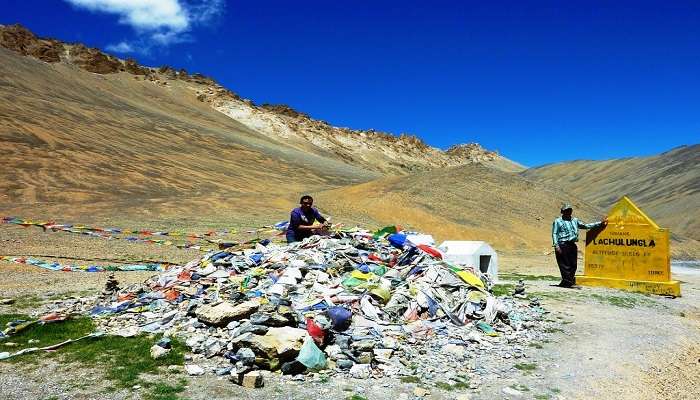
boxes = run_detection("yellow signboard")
[578,196,680,296]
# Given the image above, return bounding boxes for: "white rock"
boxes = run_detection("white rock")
[349,363,372,379]
[150,344,171,359]
[502,387,523,396]
[185,364,205,376]
[443,343,466,358]
[373,348,393,363]
[114,326,139,337]
[413,387,430,397]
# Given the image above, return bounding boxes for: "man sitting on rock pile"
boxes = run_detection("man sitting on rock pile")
[286,195,331,243]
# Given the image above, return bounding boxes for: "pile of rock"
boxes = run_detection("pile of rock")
[48,227,554,388]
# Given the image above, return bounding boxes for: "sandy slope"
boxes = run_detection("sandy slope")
[0,47,378,219]
[316,164,605,251]
[523,145,700,242]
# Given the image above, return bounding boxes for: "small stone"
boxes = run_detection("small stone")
[351,339,376,351]
[502,387,523,396]
[349,363,372,379]
[413,387,430,397]
[216,366,233,376]
[357,351,373,364]
[4,342,17,347]
[185,364,205,376]
[132,385,141,390]
[241,371,264,388]
[336,359,354,370]
[0,298,15,305]
[249,311,290,327]
[0,352,10,360]
[455,394,471,400]
[114,326,139,338]
[167,365,180,372]
[381,337,399,349]
[373,348,393,363]
[150,344,171,359]
[28,339,40,345]
[281,360,307,375]
[235,347,256,366]
[443,344,466,358]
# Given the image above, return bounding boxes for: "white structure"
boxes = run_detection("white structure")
[438,241,499,281]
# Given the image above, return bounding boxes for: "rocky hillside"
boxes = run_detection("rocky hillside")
[523,145,700,242]
[0,24,523,176]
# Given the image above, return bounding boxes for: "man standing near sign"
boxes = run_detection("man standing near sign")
[552,204,607,288]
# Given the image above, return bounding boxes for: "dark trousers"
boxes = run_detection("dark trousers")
[555,241,578,286]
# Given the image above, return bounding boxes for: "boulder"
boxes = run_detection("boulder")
[185,364,205,376]
[237,327,307,363]
[241,371,264,388]
[196,300,259,327]
[349,363,372,379]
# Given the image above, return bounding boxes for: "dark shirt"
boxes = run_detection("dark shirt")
[287,207,326,242]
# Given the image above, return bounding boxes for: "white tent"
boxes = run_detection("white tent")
[438,241,499,281]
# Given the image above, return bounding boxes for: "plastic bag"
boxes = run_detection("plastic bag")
[327,306,352,331]
[296,337,326,369]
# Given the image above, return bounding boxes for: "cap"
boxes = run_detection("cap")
[560,203,573,212]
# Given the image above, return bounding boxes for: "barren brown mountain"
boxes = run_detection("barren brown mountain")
[0,24,697,257]
[523,145,700,243]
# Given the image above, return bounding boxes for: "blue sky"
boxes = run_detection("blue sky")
[3,0,699,167]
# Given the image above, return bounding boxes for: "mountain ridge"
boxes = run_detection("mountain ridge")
[523,144,700,243]
[0,23,523,175]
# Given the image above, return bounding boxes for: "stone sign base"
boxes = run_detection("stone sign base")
[576,275,681,297]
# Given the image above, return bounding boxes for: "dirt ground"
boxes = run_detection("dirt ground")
[1,224,699,400]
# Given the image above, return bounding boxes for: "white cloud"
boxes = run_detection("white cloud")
[65,0,224,47]
[105,41,135,53]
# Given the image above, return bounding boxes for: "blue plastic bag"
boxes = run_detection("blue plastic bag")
[387,233,407,248]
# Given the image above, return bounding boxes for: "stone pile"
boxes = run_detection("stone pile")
[44,227,556,388]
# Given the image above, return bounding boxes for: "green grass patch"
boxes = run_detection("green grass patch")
[549,387,561,393]
[545,327,564,334]
[514,363,537,374]
[529,291,568,300]
[500,273,558,281]
[1,314,95,354]
[528,342,543,349]
[60,333,186,388]
[435,380,470,391]
[535,395,551,400]
[1,314,185,389]
[589,293,657,309]
[8,295,44,309]
[510,383,530,392]
[144,379,187,400]
[346,396,367,400]
[400,375,422,384]
[491,284,515,296]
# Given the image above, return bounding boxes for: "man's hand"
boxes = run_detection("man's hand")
[555,245,562,255]
[602,217,608,226]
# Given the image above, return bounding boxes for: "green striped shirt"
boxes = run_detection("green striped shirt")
[552,217,602,247]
